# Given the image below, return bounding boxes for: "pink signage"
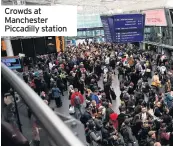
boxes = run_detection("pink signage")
[143,9,167,26]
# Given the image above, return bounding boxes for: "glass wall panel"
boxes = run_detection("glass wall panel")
[144,26,173,46]
[144,26,162,43]
[95,30,101,36]
[77,14,103,28]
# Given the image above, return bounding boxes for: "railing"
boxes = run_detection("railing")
[1,62,84,146]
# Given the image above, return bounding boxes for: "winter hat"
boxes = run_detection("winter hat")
[69,85,73,89]
[148,131,156,137]
[130,82,134,87]
[109,113,118,121]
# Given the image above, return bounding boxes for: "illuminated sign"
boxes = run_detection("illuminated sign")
[143,9,167,26]
[113,14,145,43]
[1,56,21,69]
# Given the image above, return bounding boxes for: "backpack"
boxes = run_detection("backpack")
[120,125,128,137]
[74,95,81,106]
[110,88,116,100]
[160,132,170,141]
[88,130,100,146]
[52,88,60,98]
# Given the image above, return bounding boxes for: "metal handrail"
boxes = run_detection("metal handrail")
[1,63,84,146]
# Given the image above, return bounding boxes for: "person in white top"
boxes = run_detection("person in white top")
[105,56,110,66]
[141,108,147,122]
[49,61,55,70]
[103,66,108,74]
[160,54,166,62]
[160,64,166,75]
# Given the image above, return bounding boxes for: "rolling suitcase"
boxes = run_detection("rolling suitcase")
[110,88,116,100]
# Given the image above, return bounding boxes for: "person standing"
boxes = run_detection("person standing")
[103,79,112,104]
[71,88,84,119]
[51,84,62,108]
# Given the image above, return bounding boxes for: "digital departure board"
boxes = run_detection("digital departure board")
[100,16,113,42]
[114,31,144,43]
[113,14,145,43]
[107,17,114,42]
[1,56,21,69]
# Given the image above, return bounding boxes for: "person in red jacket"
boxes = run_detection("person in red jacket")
[70,88,84,119]
[71,88,84,106]
[109,113,119,130]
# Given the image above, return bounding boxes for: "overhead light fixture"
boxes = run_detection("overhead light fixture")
[101,0,114,2]
[77,6,83,11]
[117,9,123,13]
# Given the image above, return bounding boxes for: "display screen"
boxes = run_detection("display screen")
[114,31,144,43]
[170,9,173,25]
[100,16,113,42]
[113,14,145,43]
[143,9,167,26]
[1,56,21,69]
[77,27,103,31]
[114,14,144,29]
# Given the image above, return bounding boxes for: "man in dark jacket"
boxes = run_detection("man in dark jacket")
[118,106,128,131]
[104,81,112,103]
[51,84,62,107]
[43,71,50,89]
[120,119,137,146]
[34,76,41,95]
[80,108,92,127]
[130,70,140,89]
[104,102,114,123]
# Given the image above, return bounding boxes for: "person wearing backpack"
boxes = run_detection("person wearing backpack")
[86,119,102,145]
[51,84,62,107]
[71,88,84,119]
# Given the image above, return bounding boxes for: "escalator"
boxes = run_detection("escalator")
[1,62,86,146]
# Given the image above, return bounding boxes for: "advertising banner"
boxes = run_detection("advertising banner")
[143,9,167,26]
[56,36,65,52]
[113,14,145,43]
[1,40,6,51]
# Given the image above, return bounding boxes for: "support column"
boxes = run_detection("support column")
[3,0,25,57]
[4,37,14,56]
[157,46,163,54]
[140,42,145,50]
[142,42,145,50]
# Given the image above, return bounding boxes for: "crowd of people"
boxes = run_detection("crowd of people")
[4,42,173,146]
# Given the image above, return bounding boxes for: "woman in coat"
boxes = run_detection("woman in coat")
[165,79,171,93]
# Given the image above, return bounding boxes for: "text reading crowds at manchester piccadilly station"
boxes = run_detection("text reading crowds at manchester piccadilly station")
[1,0,173,146]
